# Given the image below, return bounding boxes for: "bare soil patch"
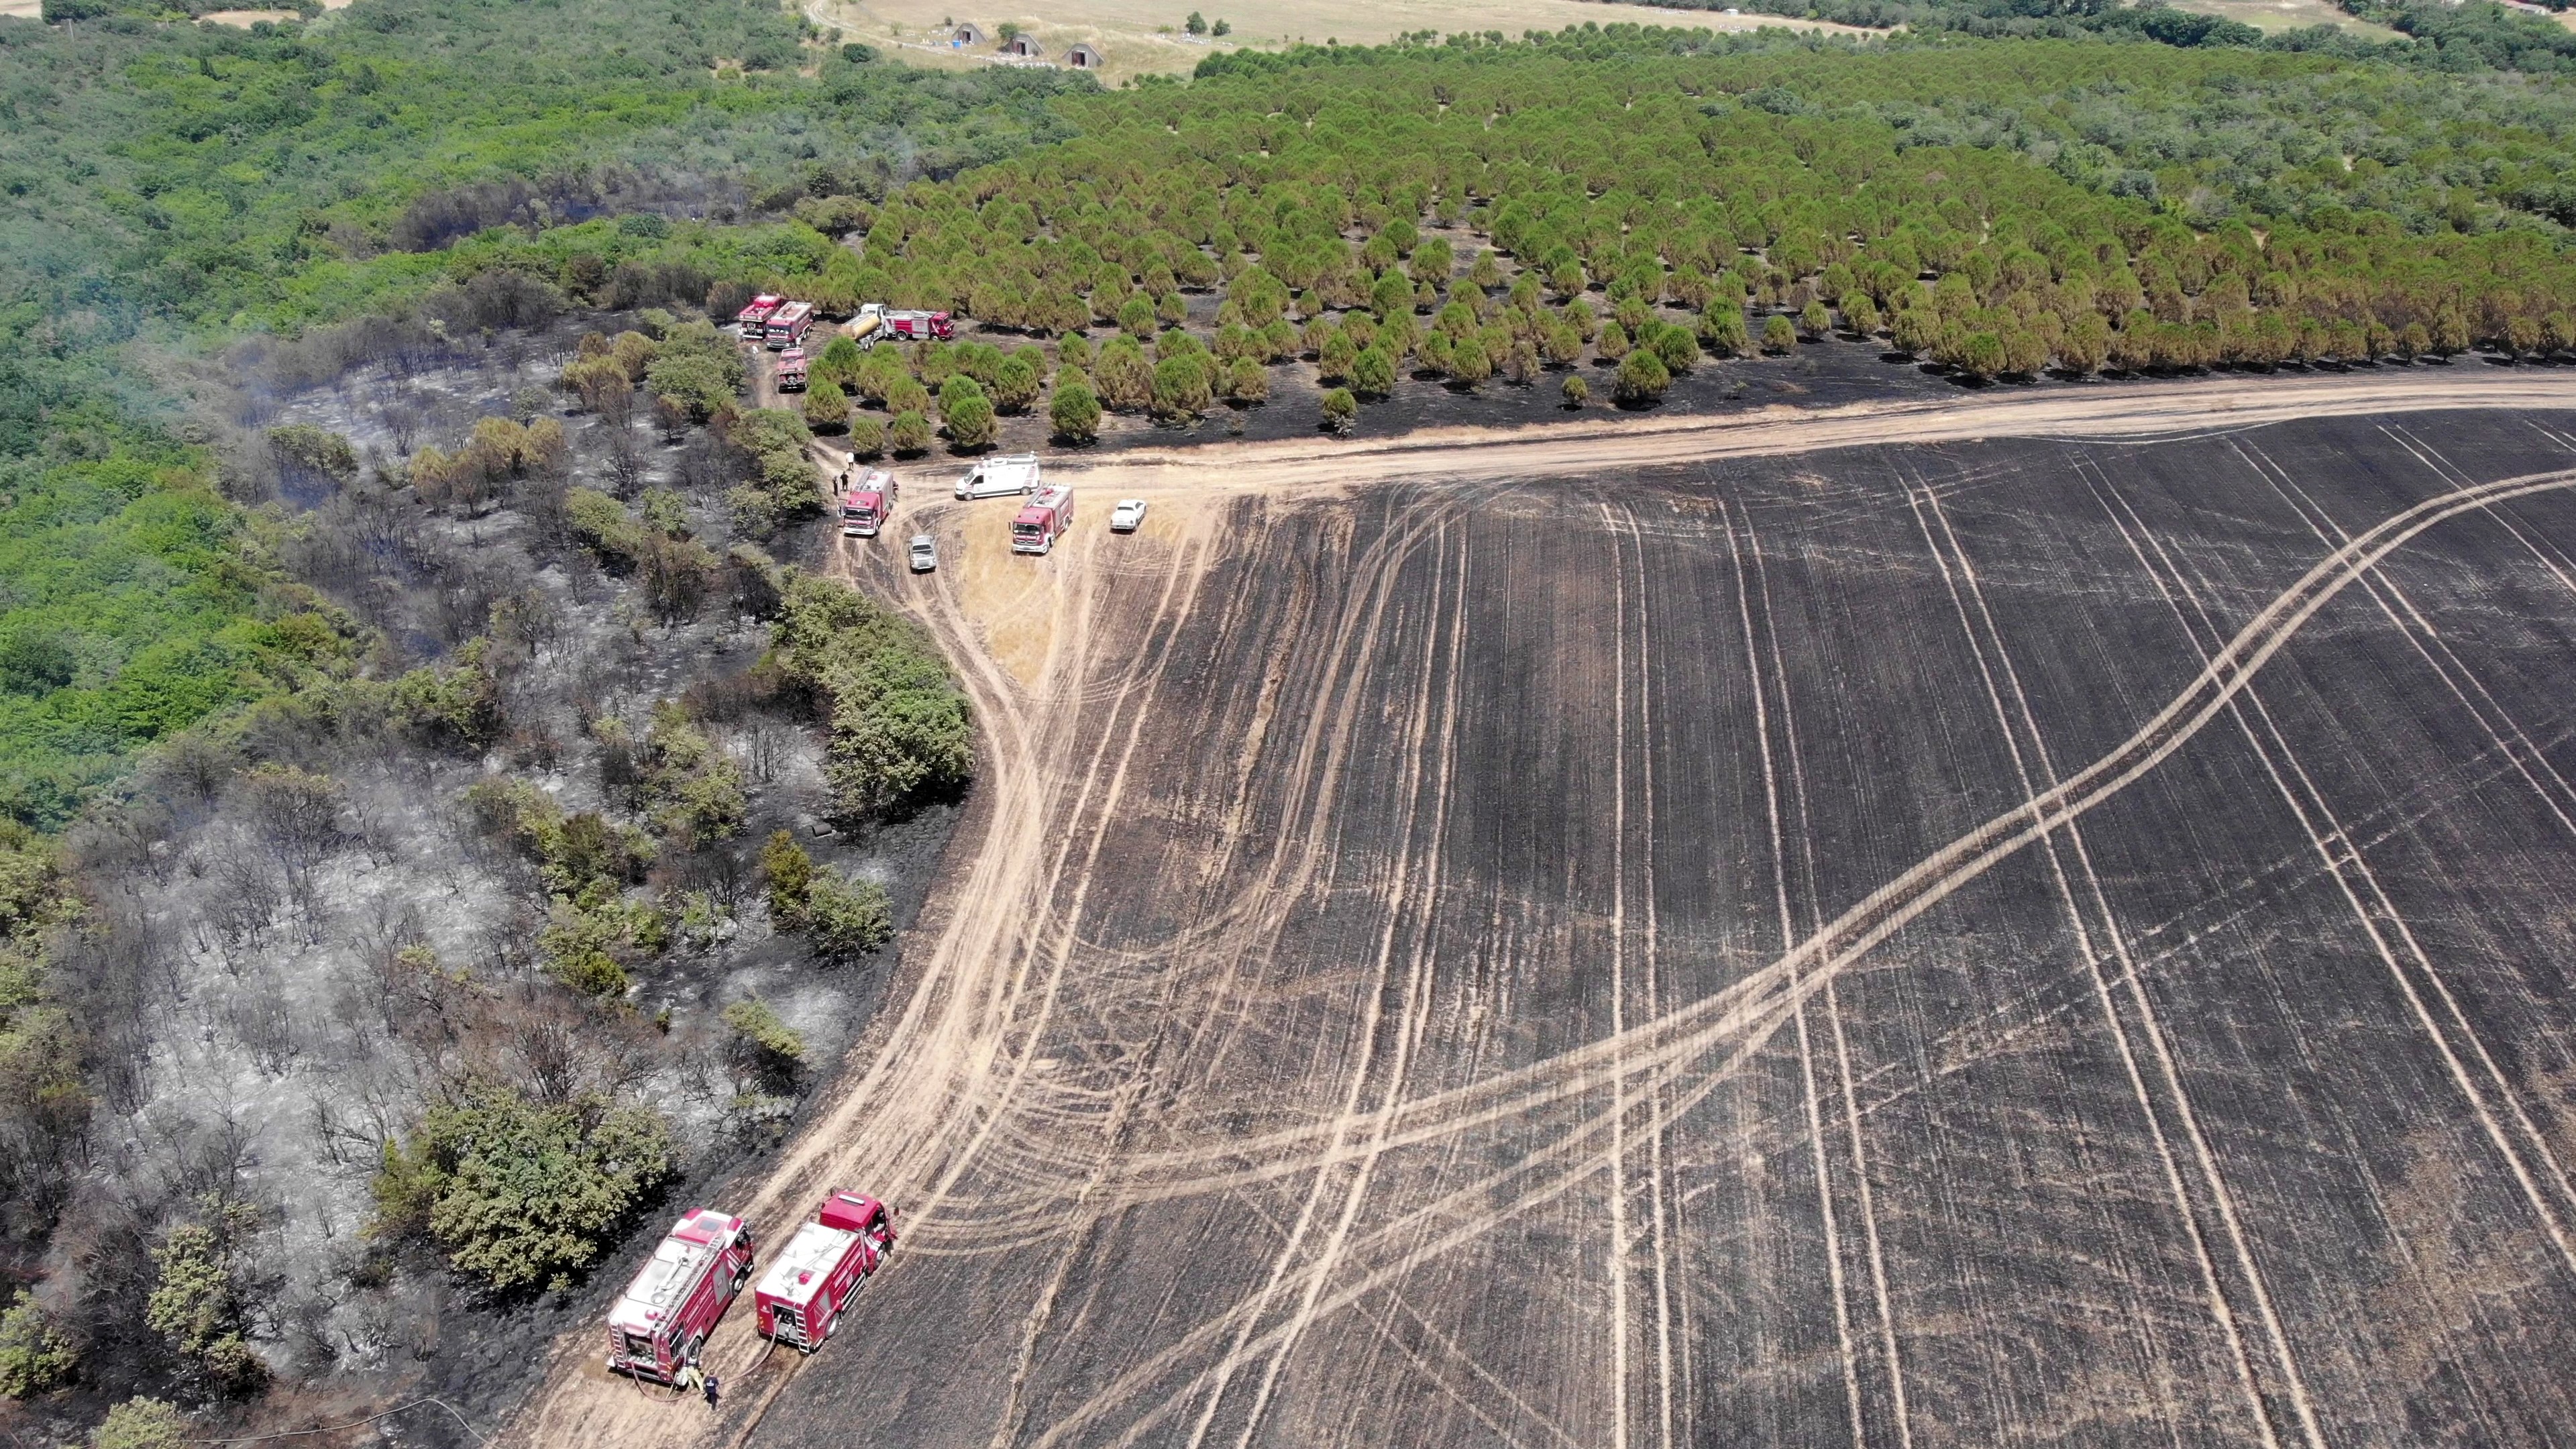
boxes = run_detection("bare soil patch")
[194,0,355,23]
[806,0,1866,85]
[2167,0,2401,36]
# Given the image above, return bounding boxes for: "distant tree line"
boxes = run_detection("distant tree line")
[1556,0,2576,66]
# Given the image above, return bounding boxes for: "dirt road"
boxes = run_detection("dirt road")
[504,370,2576,1448]
[1039,367,2576,502]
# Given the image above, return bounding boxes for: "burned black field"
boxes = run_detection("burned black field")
[720,408,2576,1449]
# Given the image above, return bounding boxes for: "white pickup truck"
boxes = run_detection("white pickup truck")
[955,453,1040,500]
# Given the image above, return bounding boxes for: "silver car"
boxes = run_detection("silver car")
[1109,498,1148,533]
[908,534,937,572]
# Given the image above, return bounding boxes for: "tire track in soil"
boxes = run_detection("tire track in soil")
[979,462,2576,1449]
[872,498,1468,1259]
[1741,499,1911,1449]
[913,502,1214,1230]
[1169,511,1454,1449]
[1908,458,2316,1448]
[891,461,2576,1330]
[499,378,2576,1449]
[1723,494,1871,1449]
[1600,499,1633,1449]
[1159,497,1454,1116]
[2487,421,2576,598]
[2364,425,2576,844]
[924,461,2576,1246]
[2260,432,2576,842]
[1061,456,2534,1423]
[1611,499,1679,1449]
[2222,434,2576,1248]
[963,519,1231,1449]
[2078,449,2576,1384]
[1191,522,1474,1449]
[2072,462,2554,1438]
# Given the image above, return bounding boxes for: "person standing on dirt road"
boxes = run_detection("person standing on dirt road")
[703,1373,722,1408]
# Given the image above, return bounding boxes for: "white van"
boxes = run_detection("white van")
[955,453,1041,500]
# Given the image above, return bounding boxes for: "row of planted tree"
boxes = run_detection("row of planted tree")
[727,42,2576,430]
[722,246,2522,461]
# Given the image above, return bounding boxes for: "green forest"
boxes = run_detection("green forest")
[849,33,2576,390]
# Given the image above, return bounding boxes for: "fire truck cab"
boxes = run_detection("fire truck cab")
[604,1208,756,1383]
[1012,484,1074,555]
[755,1193,896,1352]
[841,470,898,537]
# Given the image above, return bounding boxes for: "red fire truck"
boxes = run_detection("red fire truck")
[775,346,809,392]
[604,1208,757,1384]
[1012,484,1074,555]
[841,469,897,537]
[764,301,816,350]
[880,308,953,342]
[753,1192,896,1352]
[735,293,784,334]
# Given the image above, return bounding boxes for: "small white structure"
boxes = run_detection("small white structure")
[1065,42,1104,68]
[1002,32,1042,56]
[950,21,985,46]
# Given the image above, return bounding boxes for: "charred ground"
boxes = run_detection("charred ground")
[592,403,2576,1449]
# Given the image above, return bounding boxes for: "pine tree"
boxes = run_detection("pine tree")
[938,376,996,448]
[1614,348,1670,405]
[1050,375,1103,443]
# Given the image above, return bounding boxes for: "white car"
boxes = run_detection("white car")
[908,535,938,573]
[1109,498,1148,533]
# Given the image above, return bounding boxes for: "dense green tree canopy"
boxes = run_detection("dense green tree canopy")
[806,28,2576,400]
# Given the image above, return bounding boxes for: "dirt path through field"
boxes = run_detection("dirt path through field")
[499,368,2576,1449]
[1046,369,2576,505]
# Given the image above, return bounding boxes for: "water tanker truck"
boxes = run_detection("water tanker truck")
[841,469,898,536]
[753,1192,897,1352]
[604,1208,756,1383]
[763,301,815,350]
[1012,484,1075,555]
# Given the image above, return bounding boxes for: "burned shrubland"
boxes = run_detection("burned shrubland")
[0,290,971,1440]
